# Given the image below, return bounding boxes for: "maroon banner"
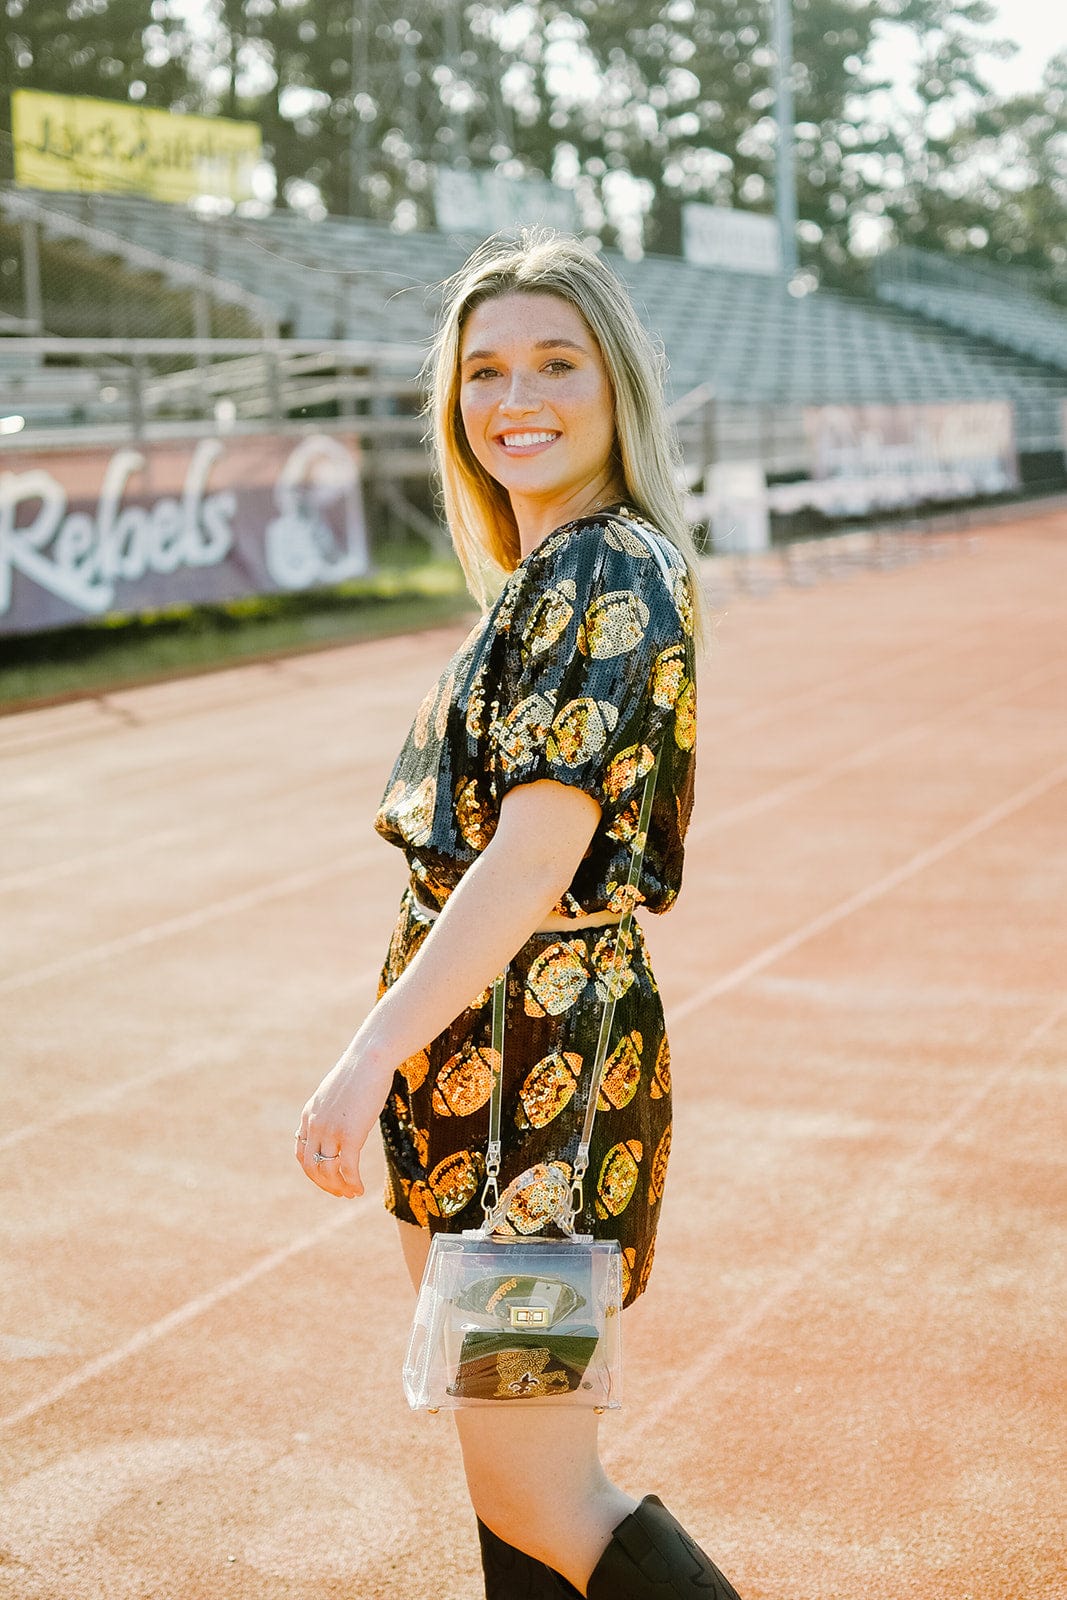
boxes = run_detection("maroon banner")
[0,431,368,635]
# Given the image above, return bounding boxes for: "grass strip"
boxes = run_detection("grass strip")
[0,561,477,714]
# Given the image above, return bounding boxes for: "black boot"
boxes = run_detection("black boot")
[476,1516,582,1599]
[585,1495,743,1599]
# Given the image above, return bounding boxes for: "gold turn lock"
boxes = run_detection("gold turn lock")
[509,1305,550,1328]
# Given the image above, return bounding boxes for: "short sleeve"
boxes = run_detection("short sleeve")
[487,518,694,814]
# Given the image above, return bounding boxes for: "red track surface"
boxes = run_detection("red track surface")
[1,511,1065,1600]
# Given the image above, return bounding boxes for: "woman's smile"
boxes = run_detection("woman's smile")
[494,428,562,456]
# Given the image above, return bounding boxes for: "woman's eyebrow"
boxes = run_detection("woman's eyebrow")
[461,337,587,362]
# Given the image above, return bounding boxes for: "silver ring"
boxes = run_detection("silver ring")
[294,1133,307,1141]
[312,1152,339,1165]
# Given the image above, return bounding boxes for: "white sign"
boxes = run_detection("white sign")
[682,204,782,275]
[434,167,579,235]
[702,461,770,552]
[802,402,1018,510]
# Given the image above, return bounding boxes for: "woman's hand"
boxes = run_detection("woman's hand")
[295,780,601,1200]
[294,1049,392,1199]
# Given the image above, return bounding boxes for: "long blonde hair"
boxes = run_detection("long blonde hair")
[424,230,708,646]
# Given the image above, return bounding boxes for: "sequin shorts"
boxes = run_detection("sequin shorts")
[377,886,673,1308]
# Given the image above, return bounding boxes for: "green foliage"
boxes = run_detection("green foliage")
[0,0,1061,293]
[0,0,192,176]
[888,48,1067,283]
[192,0,518,222]
[0,558,474,712]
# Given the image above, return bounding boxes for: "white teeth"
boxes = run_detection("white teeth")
[500,432,558,448]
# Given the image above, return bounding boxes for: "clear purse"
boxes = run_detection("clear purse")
[402,746,661,1414]
[403,1184,625,1409]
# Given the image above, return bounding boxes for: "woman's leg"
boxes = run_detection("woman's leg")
[454,1402,637,1591]
[475,1515,581,1599]
[397,1220,587,1597]
[395,1220,742,1599]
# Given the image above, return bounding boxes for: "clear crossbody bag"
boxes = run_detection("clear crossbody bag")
[402,745,661,1413]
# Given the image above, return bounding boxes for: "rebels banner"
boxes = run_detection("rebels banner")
[0,432,369,636]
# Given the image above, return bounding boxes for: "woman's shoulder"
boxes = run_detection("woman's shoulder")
[500,504,693,655]
[519,504,683,589]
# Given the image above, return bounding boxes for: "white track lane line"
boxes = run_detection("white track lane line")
[5,646,1061,981]
[3,764,1064,1433]
[0,852,367,997]
[0,1207,359,1434]
[3,679,1064,1131]
[0,827,191,895]
[0,747,392,893]
[688,657,1066,841]
[0,963,383,1155]
[702,592,1050,737]
[672,753,1067,1022]
[620,989,1067,1451]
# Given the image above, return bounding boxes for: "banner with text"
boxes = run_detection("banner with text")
[784,402,1019,516]
[12,89,261,205]
[0,432,368,636]
[682,204,782,275]
[434,167,578,234]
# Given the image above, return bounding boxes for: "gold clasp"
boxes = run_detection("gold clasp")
[509,1305,550,1329]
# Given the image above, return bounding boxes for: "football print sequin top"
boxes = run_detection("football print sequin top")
[374,507,697,919]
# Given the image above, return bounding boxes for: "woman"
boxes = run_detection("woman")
[295,232,743,1600]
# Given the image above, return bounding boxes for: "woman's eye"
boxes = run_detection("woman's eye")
[468,367,498,381]
[544,359,574,374]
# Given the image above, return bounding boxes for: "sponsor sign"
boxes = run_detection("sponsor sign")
[787,402,1019,514]
[0,432,368,636]
[433,167,578,234]
[682,204,781,275]
[12,89,261,205]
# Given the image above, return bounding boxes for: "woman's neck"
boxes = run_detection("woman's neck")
[512,471,627,561]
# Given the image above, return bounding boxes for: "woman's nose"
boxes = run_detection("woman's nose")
[498,372,541,415]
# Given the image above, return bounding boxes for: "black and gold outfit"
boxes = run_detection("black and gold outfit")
[374,506,696,1307]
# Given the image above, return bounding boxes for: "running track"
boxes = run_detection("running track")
[1,511,1064,1600]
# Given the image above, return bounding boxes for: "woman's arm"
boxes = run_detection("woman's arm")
[295,778,602,1198]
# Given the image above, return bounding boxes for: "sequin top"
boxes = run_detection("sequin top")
[373,505,697,919]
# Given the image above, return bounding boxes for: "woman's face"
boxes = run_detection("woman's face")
[458,291,617,516]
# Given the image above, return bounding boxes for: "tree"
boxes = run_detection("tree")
[3,0,1060,299]
[193,0,519,222]
[0,0,191,178]
[877,47,1066,289]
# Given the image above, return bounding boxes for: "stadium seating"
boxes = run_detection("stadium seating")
[873,246,1067,375]
[2,184,1065,463]
[875,278,1067,373]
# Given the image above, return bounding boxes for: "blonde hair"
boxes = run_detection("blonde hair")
[423,230,709,646]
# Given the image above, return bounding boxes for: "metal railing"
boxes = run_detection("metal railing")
[0,337,428,480]
[872,245,1054,301]
[0,188,280,339]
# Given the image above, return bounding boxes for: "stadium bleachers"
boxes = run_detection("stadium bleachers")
[2,184,1066,465]
[874,277,1067,373]
[873,244,1067,376]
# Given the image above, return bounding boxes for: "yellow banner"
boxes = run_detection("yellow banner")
[12,89,261,205]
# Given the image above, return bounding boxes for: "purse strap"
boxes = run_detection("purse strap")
[479,742,662,1233]
[478,515,680,1235]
